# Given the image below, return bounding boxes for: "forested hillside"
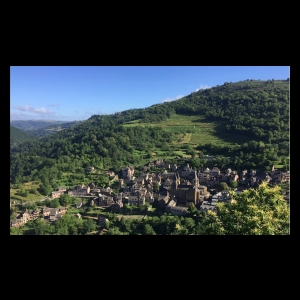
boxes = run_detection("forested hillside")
[10,125,36,148]
[10,79,289,187]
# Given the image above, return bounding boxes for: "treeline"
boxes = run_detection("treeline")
[191,139,289,171]
[95,79,289,144]
[10,122,177,185]
[170,80,289,144]
[11,215,97,235]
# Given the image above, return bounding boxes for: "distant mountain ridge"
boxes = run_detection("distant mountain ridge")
[10,120,82,137]
[10,120,66,131]
[26,120,82,137]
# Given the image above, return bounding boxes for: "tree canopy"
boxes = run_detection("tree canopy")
[197,182,290,235]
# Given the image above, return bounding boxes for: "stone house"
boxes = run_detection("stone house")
[127,196,145,206]
[51,191,62,199]
[59,207,67,214]
[106,170,115,177]
[145,191,154,203]
[158,195,170,208]
[10,219,22,228]
[121,166,135,178]
[43,207,52,217]
[165,199,176,213]
[68,184,90,196]
[211,167,221,176]
[167,205,188,216]
[180,164,194,177]
[98,195,114,206]
[47,207,66,222]
[211,191,231,202]
[200,200,217,212]
[111,200,123,213]
[98,215,108,227]
[58,186,67,192]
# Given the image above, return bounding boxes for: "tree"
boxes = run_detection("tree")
[106,227,126,235]
[153,182,160,192]
[32,218,53,235]
[49,198,60,208]
[187,203,198,215]
[29,187,38,194]
[229,180,238,189]
[59,194,72,207]
[51,182,59,191]
[197,182,290,235]
[120,217,132,232]
[218,182,229,191]
[10,207,17,220]
[82,219,97,235]
[39,184,52,196]
[181,217,195,233]
[143,224,156,235]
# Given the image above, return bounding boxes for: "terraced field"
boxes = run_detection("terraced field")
[123,114,250,147]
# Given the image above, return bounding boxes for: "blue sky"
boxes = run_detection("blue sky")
[10,66,290,121]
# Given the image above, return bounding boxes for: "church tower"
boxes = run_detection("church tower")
[193,170,199,203]
[193,170,199,187]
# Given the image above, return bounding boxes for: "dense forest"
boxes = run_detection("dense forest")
[10,79,289,188]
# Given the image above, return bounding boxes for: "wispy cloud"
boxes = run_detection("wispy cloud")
[161,94,185,103]
[195,84,210,92]
[13,105,54,114]
[47,103,60,107]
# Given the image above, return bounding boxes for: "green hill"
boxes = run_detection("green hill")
[10,125,36,148]
[10,79,290,185]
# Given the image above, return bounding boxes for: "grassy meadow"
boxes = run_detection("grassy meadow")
[123,114,251,148]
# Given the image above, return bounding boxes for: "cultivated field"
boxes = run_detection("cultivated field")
[123,114,250,147]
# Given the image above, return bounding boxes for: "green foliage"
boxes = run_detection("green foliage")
[218,182,229,191]
[32,218,54,235]
[39,184,52,196]
[59,194,72,207]
[29,187,38,194]
[187,203,198,215]
[82,219,97,234]
[49,198,60,208]
[229,180,238,189]
[143,224,156,235]
[25,202,37,210]
[54,214,84,235]
[10,125,36,149]
[197,182,290,235]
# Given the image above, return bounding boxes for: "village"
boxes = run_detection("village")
[10,158,290,229]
